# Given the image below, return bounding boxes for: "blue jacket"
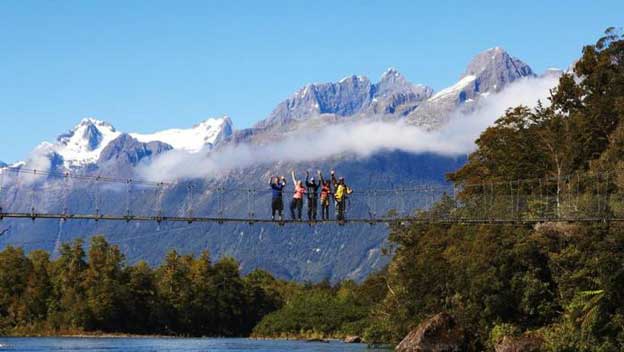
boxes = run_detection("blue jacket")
[271,182,286,199]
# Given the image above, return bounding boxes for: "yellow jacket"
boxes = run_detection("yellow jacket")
[335,184,352,201]
[335,185,345,200]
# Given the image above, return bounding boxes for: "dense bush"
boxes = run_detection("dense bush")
[252,276,386,339]
[0,236,282,336]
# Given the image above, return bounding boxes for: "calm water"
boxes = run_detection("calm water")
[0,337,387,352]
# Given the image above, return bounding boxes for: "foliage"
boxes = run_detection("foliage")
[252,273,387,339]
[0,236,285,336]
[363,27,624,351]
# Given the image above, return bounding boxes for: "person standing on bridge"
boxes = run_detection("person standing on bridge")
[332,170,353,221]
[269,175,286,221]
[319,171,332,221]
[290,170,305,221]
[305,170,320,221]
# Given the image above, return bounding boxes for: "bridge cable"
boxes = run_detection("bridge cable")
[156,182,165,225]
[218,187,224,222]
[95,176,101,219]
[126,179,133,219]
[186,183,194,221]
[62,173,68,218]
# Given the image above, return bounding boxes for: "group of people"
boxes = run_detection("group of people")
[269,170,353,222]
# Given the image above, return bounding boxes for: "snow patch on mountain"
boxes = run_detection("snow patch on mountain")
[130,116,233,153]
[428,75,477,102]
[51,118,121,168]
[18,116,234,171]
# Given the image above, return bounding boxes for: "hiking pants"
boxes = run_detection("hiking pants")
[320,197,330,220]
[272,197,283,219]
[290,198,303,220]
[307,197,318,221]
[336,199,346,221]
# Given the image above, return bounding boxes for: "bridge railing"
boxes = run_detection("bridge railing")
[0,167,621,223]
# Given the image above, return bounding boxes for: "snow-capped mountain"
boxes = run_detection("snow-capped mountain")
[131,117,233,153]
[46,118,121,169]
[0,161,6,168]
[252,47,535,133]
[25,116,233,170]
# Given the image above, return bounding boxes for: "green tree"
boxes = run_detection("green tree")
[84,235,128,331]
[21,250,52,326]
[49,239,89,329]
[155,250,193,334]
[0,246,32,330]
[210,256,248,336]
[125,260,158,333]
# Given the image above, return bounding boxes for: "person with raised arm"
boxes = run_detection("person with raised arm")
[290,170,305,221]
[305,170,320,221]
[269,175,287,221]
[318,170,332,221]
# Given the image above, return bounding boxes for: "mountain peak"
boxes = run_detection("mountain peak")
[378,67,408,85]
[381,67,401,78]
[47,117,122,168]
[76,117,116,130]
[461,47,534,93]
[58,118,117,145]
[373,67,432,102]
[338,74,368,83]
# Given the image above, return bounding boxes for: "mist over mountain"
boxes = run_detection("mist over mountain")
[0,47,562,282]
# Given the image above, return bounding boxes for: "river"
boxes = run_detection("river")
[0,337,388,351]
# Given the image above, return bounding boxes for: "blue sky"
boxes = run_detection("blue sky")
[0,0,622,163]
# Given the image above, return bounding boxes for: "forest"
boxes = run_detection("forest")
[1,28,624,351]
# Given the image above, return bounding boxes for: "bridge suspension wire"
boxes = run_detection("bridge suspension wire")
[186,183,195,221]
[126,179,132,218]
[1,165,624,225]
[94,176,101,219]
[156,182,165,223]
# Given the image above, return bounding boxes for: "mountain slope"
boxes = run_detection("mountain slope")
[95,134,174,177]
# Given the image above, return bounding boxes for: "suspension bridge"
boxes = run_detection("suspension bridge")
[0,167,621,226]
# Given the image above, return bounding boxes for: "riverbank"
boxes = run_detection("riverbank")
[4,329,201,339]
